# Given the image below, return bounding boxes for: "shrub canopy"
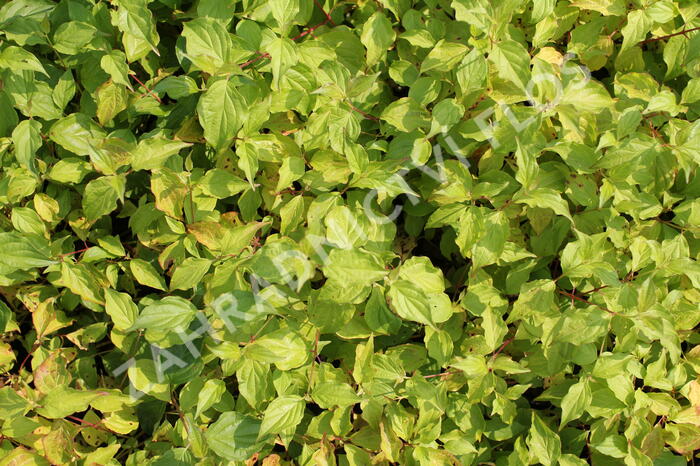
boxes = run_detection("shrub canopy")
[1,0,700,464]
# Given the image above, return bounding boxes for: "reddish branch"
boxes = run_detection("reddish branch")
[643,114,664,140]
[492,337,515,359]
[291,18,330,40]
[17,346,37,373]
[423,370,459,379]
[313,0,335,25]
[238,3,378,123]
[240,16,332,70]
[347,101,380,121]
[640,26,700,44]
[581,285,609,295]
[58,247,90,258]
[241,0,335,70]
[557,289,617,315]
[276,188,305,195]
[239,52,271,69]
[66,415,102,430]
[130,74,162,104]
[312,330,322,364]
[422,337,516,380]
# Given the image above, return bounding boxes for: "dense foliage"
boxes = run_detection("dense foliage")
[1,0,700,464]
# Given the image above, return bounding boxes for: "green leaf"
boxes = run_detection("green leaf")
[324,205,368,249]
[36,387,100,419]
[451,355,488,379]
[312,382,362,408]
[482,307,508,352]
[60,262,106,305]
[275,156,305,192]
[47,158,92,184]
[681,77,700,104]
[0,232,54,270]
[169,257,212,291]
[197,79,244,153]
[245,329,308,370]
[353,335,374,384]
[151,168,187,218]
[621,9,652,52]
[129,259,167,291]
[514,188,572,220]
[560,378,591,427]
[52,21,97,55]
[268,37,298,90]
[195,379,226,418]
[197,0,237,23]
[380,97,428,132]
[387,280,453,326]
[220,221,269,256]
[53,70,76,111]
[430,98,465,137]
[361,11,395,67]
[205,412,263,461]
[323,248,388,284]
[0,90,19,137]
[235,360,274,409]
[269,0,300,36]
[104,289,139,331]
[259,395,304,439]
[0,46,47,76]
[182,18,236,75]
[0,386,30,420]
[280,195,305,235]
[154,76,199,99]
[421,40,468,73]
[11,119,42,173]
[527,412,561,465]
[489,40,531,90]
[100,50,132,89]
[131,138,191,171]
[0,301,11,334]
[82,175,126,222]
[198,168,249,199]
[49,114,106,157]
[364,286,402,335]
[127,359,170,401]
[397,256,445,293]
[560,80,614,113]
[96,81,129,126]
[211,289,275,330]
[132,296,197,331]
[115,0,160,58]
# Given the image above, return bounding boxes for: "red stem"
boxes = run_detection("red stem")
[66,415,102,430]
[423,370,459,379]
[347,101,380,121]
[492,337,515,359]
[240,52,271,69]
[581,285,609,295]
[130,74,163,104]
[240,1,337,70]
[291,18,329,41]
[557,289,616,315]
[639,26,700,44]
[241,18,330,70]
[58,247,90,258]
[312,0,335,25]
[17,351,33,373]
